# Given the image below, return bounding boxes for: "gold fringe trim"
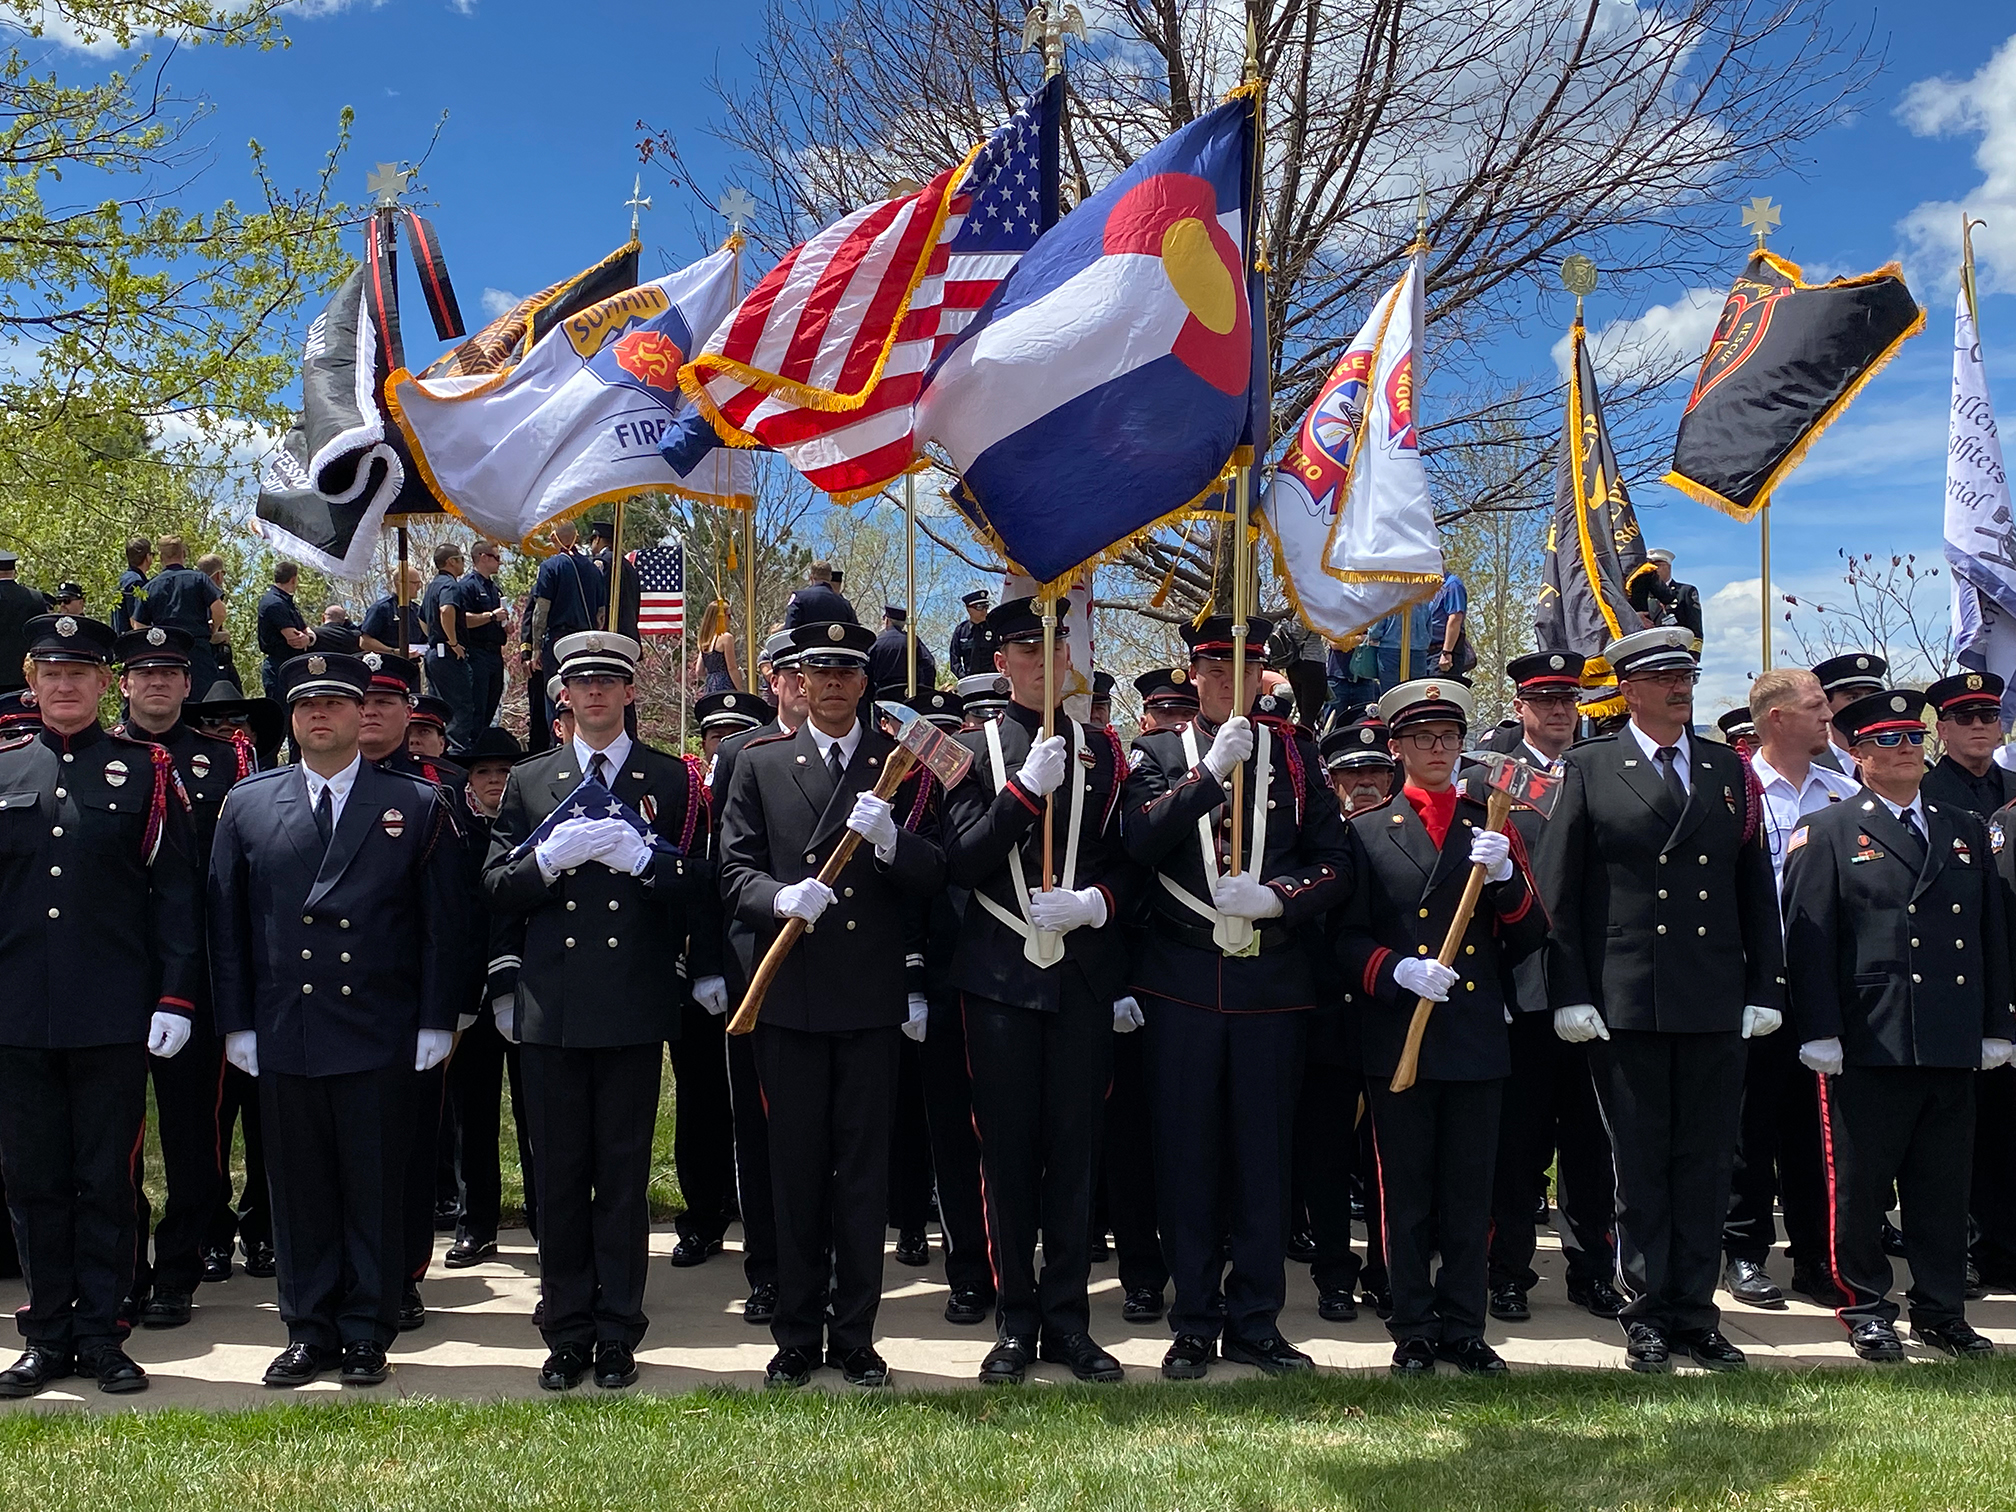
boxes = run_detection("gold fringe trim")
[1666,258,1926,523]
[677,142,987,450]
[1256,508,1439,646]
[826,454,935,508]
[1221,78,1265,104]
[1564,320,1629,646]
[1149,518,1195,609]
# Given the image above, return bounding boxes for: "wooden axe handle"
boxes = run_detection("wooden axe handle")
[727,747,918,1037]
[1389,786,1516,1093]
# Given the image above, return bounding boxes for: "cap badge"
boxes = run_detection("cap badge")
[145,627,166,646]
[363,653,382,671]
[1549,655,1564,670]
[1170,669,1187,684]
[1856,657,1869,670]
[1425,683,1440,700]
[1968,674,1984,691]
[54,616,76,638]
[585,633,604,653]
[828,624,845,641]
[103,758,128,788]
[306,655,326,675]
[380,807,405,839]
[1891,695,1908,713]
[723,694,737,707]
[1360,729,1375,744]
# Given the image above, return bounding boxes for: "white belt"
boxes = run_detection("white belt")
[1174,721,1270,956]
[975,717,1087,969]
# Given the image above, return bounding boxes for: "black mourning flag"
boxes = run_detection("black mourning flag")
[1663,251,1922,521]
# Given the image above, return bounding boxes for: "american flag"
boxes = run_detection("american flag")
[507,774,675,863]
[680,79,1060,505]
[630,542,684,637]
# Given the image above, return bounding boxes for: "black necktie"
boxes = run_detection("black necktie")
[1656,745,1687,813]
[827,741,846,786]
[1900,807,1926,857]
[313,785,334,849]
[590,752,609,787]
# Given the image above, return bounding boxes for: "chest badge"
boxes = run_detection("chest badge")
[381,807,405,839]
[103,758,129,788]
[1723,785,1736,814]
[1954,835,1973,865]
[1993,820,2006,855]
[638,794,658,825]
[191,752,211,778]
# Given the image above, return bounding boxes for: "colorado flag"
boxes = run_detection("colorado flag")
[387,245,753,548]
[916,97,1257,587]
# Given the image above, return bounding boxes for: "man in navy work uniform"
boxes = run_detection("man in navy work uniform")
[208,650,468,1390]
[0,614,201,1398]
[131,534,228,699]
[520,522,606,752]
[1124,614,1356,1381]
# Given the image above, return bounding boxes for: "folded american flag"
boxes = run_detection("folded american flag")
[508,774,678,862]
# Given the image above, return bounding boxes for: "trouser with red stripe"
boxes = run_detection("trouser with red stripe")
[964,984,1113,1340]
[1819,1065,1973,1330]
[1590,1029,1746,1336]
[1144,997,1304,1342]
[132,1021,226,1297]
[1366,1076,1502,1343]
[0,1043,146,1355]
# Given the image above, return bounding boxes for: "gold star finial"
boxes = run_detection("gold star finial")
[1741,195,1781,249]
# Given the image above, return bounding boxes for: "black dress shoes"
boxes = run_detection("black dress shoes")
[398,1283,425,1332]
[1488,1282,1530,1322]
[1676,1327,1746,1371]
[1362,1285,1394,1320]
[0,1346,72,1398]
[242,1241,276,1279]
[538,1343,591,1391]
[1916,1319,1995,1358]
[340,1341,390,1386]
[979,1335,1037,1385]
[1161,1333,1215,1380]
[1966,1261,1988,1301]
[828,1345,890,1387]
[1881,1220,1907,1257]
[443,1235,497,1269]
[1849,1319,1904,1361]
[943,1288,990,1326]
[894,1230,930,1267]
[201,1248,233,1284]
[1624,1321,1671,1373]
[1790,1268,1847,1308]
[1390,1337,1436,1377]
[1317,1288,1357,1322]
[141,1289,193,1329]
[1286,1228,1317,1264]
[1221,1333,1313,1375]
[1724,1257,1784,1308]
[82,1347,148,1394]
[669,1234,723,1268]
[1435,1337,1509,1376]
[763,1346,816,1388]
[1039,1332,1124,1383]
[1567,1278,1627,1318]
[263,1342,336,1388]
[1122,1287,1165,1323]
[594,1341,639,1389]
[743,1283,777,1325]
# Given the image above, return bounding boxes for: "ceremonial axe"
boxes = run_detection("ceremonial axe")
[1389,749,1561,1093]
[728,702,974,1037]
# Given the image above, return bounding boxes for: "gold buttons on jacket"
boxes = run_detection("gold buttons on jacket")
[303,915,313,925]
[1418,908,1429,918]
[1465,982,1475,992]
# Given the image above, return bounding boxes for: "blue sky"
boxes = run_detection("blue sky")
[37,0,2016,703]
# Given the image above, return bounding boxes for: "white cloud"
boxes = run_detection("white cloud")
[1771,405,1948,488]
[479,287,519,320]
[1698,576,1765,714]
[447,0,476,12]
[1895,31,2016,294]
[1550,285,1723,386]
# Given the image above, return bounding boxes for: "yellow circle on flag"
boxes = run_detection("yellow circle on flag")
[1161,218,1238,335]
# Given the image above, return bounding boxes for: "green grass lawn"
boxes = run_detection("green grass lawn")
[8,1364,2016,1511]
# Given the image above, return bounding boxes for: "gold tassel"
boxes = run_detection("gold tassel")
[1149,521,1195,609]
[726,535,738,573]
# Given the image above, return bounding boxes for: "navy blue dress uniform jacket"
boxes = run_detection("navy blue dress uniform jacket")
[483,743,716,1049]
[1336,780,1550,1081]
[941,702,1146,1013]
[1536,732,1785,1031]
[1784,790,2014,1068]
[208,760,467,1076]
[0,721,202,1045]
[1919,754,2016,824]
[717,720,944,1033]
[1124,710,1356,1012]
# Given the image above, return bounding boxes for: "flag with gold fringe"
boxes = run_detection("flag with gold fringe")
[1536,313,1654,679]
[1663,251,1922,521]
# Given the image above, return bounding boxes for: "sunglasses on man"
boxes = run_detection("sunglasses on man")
[1855,729,1926,748]
[1943,708,2000,727]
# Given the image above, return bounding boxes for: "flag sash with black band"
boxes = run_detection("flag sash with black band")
[1536,318,1653,677]
[1663,250,1922,521]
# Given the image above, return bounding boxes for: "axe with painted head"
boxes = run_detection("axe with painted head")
[728,702,973,1037]
[1389,749,1560,1092]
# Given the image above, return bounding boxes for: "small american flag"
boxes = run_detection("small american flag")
[937,76,1062,357]
[507,775,676,862]
[630,542,684,637]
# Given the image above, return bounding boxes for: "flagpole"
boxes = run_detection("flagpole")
[904,472,919,696]
[1743,195,1782,670]
[1040,593,1055,891]
[609,497,626,637]
[1228,13,1268,878]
